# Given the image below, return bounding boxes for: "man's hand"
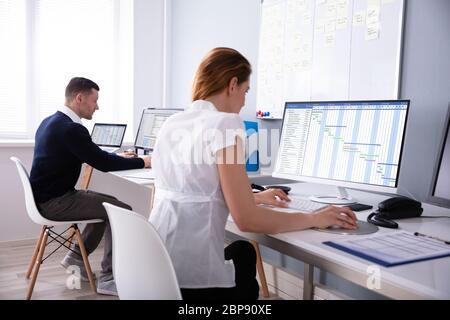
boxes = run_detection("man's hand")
[117,151,137,158]
[141,156,152,168]
[117,151,151,168]
[254,188,290,208]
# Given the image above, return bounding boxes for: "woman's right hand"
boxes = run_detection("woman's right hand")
[312,206,358,229]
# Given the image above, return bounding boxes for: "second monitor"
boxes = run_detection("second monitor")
[134,108,183,154]
[273,100,410,204]
[428,103,450,208]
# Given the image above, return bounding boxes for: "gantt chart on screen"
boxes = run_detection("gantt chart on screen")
[275,102,408,187]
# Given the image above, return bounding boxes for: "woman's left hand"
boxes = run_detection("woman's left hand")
[254,188,290,208]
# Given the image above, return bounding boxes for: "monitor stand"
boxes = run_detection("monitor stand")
[309,186,357,205]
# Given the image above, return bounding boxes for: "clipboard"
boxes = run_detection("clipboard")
[323,231,450,267]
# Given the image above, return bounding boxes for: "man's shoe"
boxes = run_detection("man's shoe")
[97,279,118,296]
[60,254,96,282]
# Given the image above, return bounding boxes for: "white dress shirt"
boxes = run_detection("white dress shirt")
[58,106,82,125]
[149,100,245,288]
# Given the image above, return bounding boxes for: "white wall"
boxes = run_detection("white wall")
[133,0,165,138]
[0,146,40,242]
[167,0,261,120]
[398,0,450,201]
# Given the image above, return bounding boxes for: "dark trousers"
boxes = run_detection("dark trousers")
[181,240,260,301]
[38,189,131,281]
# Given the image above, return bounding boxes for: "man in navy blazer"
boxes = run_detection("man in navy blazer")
[30,77,151,296]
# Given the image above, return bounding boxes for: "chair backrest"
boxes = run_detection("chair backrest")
[10,157,51,225]
[103,203,182,300]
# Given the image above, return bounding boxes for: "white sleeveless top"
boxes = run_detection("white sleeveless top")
[149,100,245,288]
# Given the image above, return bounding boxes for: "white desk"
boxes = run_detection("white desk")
[87,168,450,299]
[109,168,155,186]
[226,182,450,300]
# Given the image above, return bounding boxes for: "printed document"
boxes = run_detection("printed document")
[324,231,450,267]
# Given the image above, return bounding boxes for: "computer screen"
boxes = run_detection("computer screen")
[428,104,450,208]
[134,108,183,152]
[91,123,127,147]
[273,100,410,204]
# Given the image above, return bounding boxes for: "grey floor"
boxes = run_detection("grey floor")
[0,238,116,300]
[0,238,278,300]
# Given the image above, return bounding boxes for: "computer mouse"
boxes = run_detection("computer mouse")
[265,185,291,194]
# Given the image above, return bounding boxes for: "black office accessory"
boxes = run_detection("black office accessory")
[251,184,266,193]
[250,184,291,195]
[265,185,291,194]
[367,213,399,229]
[414,232,450,245]
[377,196,423,218]
[346,203,373,212]
[367,196,423,228]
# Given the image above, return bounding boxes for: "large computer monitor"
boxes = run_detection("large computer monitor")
[428,104,450,208]
[273,100,410,204]
[134,108,183,154]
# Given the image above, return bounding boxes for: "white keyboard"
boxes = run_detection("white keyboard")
[288,197,328,213]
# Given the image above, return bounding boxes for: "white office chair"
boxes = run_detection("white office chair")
[103,203,182,300]
[10,157,101,299]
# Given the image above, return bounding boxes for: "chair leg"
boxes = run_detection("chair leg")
[26,228,49,300]
[80,165,93,190]
[74,227,96,293]
[26,226,46,279]
[251,240,270,298]
[67,228,76,248]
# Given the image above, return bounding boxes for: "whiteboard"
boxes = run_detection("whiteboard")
[256,0,404,119]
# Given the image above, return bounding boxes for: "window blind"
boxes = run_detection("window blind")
[0,0,27,137]
[0,0,133,140]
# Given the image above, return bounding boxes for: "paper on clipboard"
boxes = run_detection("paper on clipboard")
[324,231,450,267]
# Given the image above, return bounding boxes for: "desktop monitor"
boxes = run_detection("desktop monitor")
[428,104,450,208]
[91,123,127,150]
[273,100,410,204]
[134,108,183,154]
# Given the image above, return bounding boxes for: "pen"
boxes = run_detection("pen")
[414,232,450,245]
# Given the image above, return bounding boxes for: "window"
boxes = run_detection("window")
[0,0,134,140]
[0,0,27,137]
